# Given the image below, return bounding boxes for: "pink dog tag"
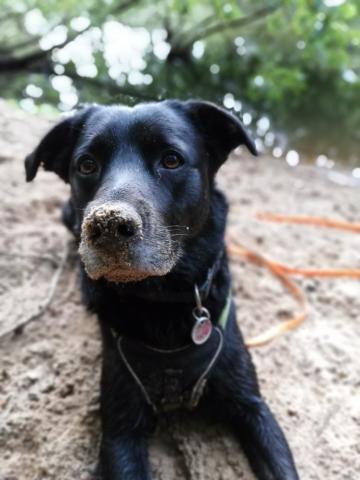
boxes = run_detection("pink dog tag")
[191,316,213,345]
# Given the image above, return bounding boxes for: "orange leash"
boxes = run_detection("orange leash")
[228,214,360,348]
[227,239,308,348]
[256,212,360,234]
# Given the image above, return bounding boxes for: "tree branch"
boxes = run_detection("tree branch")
[0,0,143,73]
[183,4,279,47]
[0,9,23,25]
[0,22,94,73]
[170,13,216,47]
[0,49,50,71]
[0,0,143,74]
[0,36,42,55]
[109,0,140,15]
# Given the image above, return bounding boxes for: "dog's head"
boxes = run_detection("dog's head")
[25,100,256,283]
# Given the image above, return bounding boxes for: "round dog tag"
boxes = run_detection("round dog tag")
[191,316,213,345]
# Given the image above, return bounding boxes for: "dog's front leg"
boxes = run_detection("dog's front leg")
[98,332,155,480]
[99,431,151,480]
[208,320,299,480]
[225,396,299,480]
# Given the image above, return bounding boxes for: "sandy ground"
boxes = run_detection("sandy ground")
[0,102,359,480]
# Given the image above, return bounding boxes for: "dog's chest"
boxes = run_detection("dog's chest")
[116,327,223,412]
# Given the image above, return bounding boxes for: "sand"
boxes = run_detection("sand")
[0,102,359,480]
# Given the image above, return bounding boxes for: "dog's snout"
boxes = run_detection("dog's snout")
[83,202,142,245]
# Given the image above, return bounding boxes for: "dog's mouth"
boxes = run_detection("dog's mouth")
[78,239,178,283]
[78,202,180,283]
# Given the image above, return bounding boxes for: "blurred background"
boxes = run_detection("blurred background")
[0,0,359,171]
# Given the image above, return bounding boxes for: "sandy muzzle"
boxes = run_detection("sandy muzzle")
[78,202,179,283]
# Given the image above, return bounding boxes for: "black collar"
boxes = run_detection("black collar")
[198,249,224,301]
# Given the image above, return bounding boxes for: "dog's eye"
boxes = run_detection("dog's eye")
[78,157,98,175]
[161,152,183,170]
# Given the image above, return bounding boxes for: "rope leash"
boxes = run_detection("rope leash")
[228,213,360,349]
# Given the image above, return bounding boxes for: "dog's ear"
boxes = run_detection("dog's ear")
[25,106,97,183]
[182,100,257,168]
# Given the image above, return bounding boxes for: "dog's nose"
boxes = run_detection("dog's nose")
[83,202,142,245]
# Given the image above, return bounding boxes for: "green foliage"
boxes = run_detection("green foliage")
[0,0,359,162]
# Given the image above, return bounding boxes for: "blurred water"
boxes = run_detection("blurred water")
[18,12,359,176]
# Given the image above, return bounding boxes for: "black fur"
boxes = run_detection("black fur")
[25,100,299,480]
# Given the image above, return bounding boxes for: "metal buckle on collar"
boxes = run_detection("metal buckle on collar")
[160,368,185,411]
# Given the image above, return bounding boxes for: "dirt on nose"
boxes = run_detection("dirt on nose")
[82,202,143,245]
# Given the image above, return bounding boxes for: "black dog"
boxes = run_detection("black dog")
[25,100,299,480]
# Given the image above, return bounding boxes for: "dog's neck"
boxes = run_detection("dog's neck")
[80,189,230,348]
